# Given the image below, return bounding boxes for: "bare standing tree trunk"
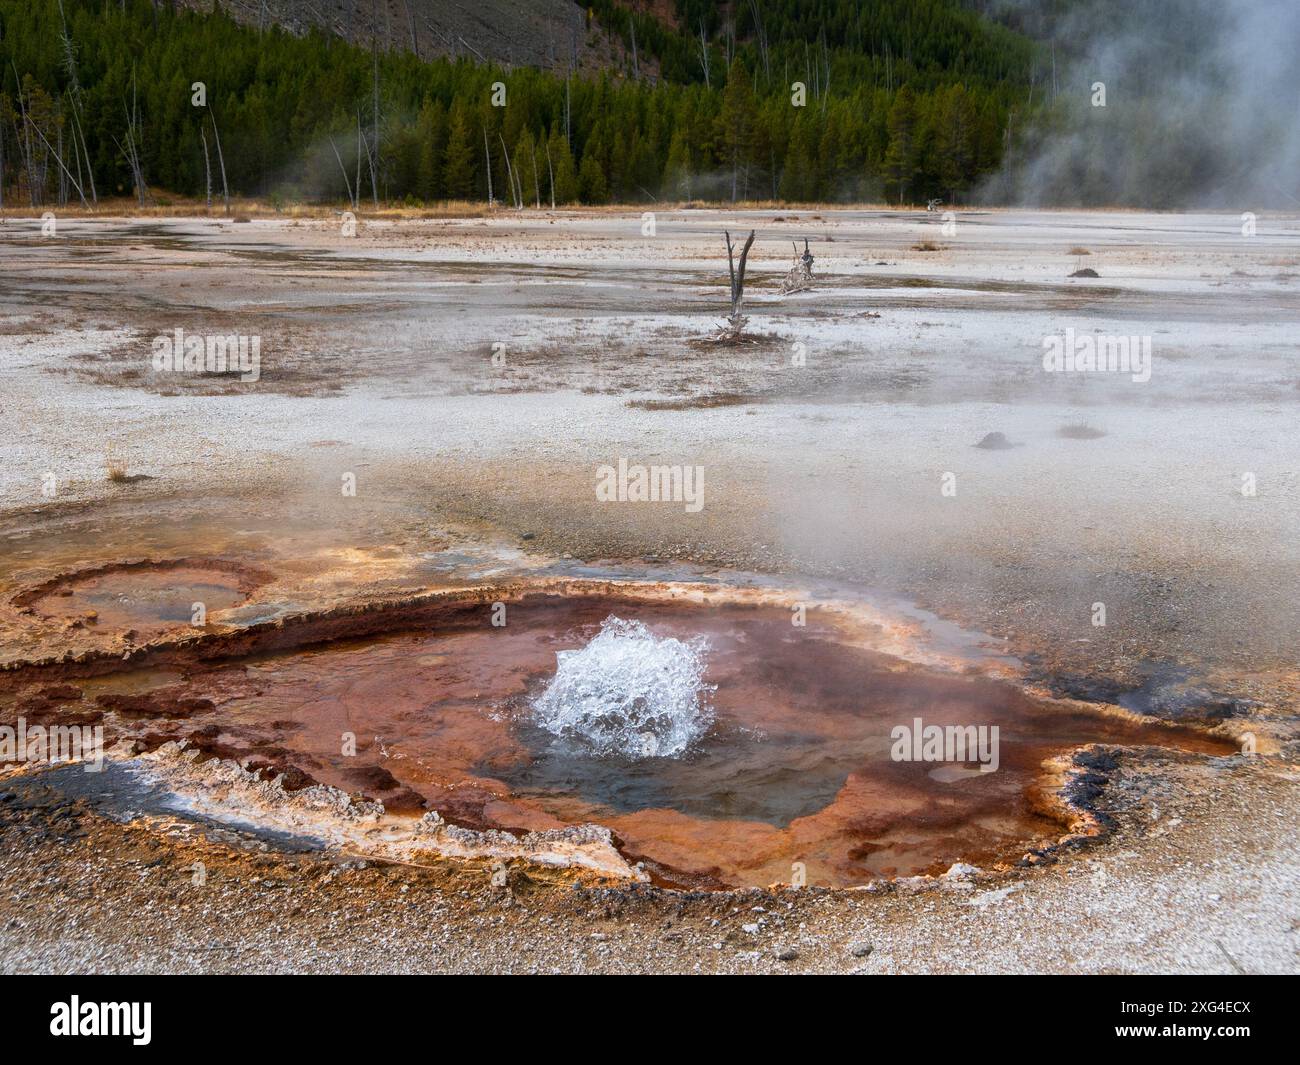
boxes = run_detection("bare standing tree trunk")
[706,229,756,342]
[31,114,88,207]
[200,127,212,211]
[483,127,494,205]
[356,112,363,208]
[780,238,815,294]
[821,28,832,116]
[370,0,380,206]
[498,133,519,209]
[362,127,379,206]
[401,0,418,57]
[544,139,555,209]
[119,70,150,206]
[329,135,355,209]
[209,110,229,214]
[697,22,711,87]
[70,105,83,194]
[58,0,96,203]
[12,69,39,206]
[746,0,770,85]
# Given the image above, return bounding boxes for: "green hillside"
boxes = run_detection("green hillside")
[0,0,1039,207]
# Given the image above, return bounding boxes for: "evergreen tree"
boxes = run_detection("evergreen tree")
[514,128,540,206]
[779,115,814,202]
[442,101,475,200]
[547,126,579,204]
[718,59,758,201]
[417,99,448,201]
[662,128,692,201]
[578,151,608,204]
[884,85,919,204]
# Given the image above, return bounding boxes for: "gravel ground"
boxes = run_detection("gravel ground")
[1,750,1295,974]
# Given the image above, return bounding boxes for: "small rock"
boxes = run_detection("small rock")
[974,431,1016,450]
[775,946,798,961]
[849,941,873,958]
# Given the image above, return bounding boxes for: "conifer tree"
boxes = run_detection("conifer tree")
[442,101,475,200]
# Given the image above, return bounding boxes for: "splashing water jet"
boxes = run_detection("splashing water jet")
[530,617,714,758]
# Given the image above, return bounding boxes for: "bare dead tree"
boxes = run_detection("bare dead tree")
[11,67,39,206]
[780,238,815,295]
[544,138,555,208]
[419,15,455,52]
[209,110,229,214]
[8,110,31,207]
[370,0,380,206]
[746,0,770,84]
[361,126,379,206]
[629,20,639,80]
[531,145,541,208]
[400,0,418,57]
[57,0,96,204]
[457,36,486,62]
[68,97,84,197]
[200,126,212,210]
[820,28,832,115]
[56,111,66,204]
[697,22,711,88]
[570,8,580,72]
[706,229,756,342]
[28,105,88,207]
[355,111,363,208]
[115,72,150,207]
[126,73,145,204]
[113,129,143,206]
[329,135,356,209]
[483,127,494,205]
[498,132,519,208]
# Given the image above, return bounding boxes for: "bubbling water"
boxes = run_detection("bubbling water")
[530,616,714,758]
